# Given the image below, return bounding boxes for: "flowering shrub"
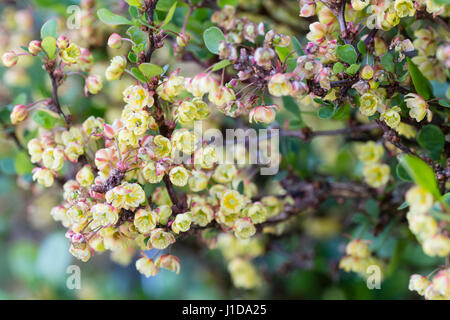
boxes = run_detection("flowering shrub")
[0,0,449,299]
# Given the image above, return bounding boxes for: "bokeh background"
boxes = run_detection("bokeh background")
[0,0,443,299]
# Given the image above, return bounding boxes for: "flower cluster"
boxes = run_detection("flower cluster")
[355,141,391,188]
[409,268,450,300]
[339,238,384,279]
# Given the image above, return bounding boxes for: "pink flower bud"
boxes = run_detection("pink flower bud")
[56,36,69,50]
[108,33,122,49]
[176,33,190,47]
[1,51,18,68]
[249,105,279,124]
[10,104,28,124]
[28,40,42,55]
[85,75,103,95]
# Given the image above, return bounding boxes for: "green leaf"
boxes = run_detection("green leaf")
[398,154,440,198]
[161,1,177,27]
[282,96,301,119]
[128,51,137,63]
[127,26,147,45]
[97,8,132,26]
[396,163,412,182]
[32,110,59,129]
[357,40,367,55]
[131,67,148,83]
[438,99,450,108]
[275,46,291,62]
[14,151,33,175]
[218,0,239,7]
[138,63,164,79]
[317,106,335,119]
[40,18,58,39]
[203,26,226,54]
[292,37,304,56]
[434,0,450,4]
[333,62,344,74]
[41,36,56,59]
[365,198,379,217]
[345,63,360,76]
[336,44,357,65]
[211,59,231,71]
[156,0,177,11]
[126,0,145,6]
[406,57,433,100]
[417,124,444,157]
[380,52,395,73]
[129,5,140,19]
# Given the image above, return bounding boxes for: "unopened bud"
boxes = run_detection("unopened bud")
[2,51,18,67]
[28,40,42,55]
[108,33,122,49]
[176,33,190,48]
[85,75,103,95]
[56,36,69,50]
[10,104,28,124]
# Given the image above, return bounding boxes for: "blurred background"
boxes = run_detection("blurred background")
[0,0,443,299]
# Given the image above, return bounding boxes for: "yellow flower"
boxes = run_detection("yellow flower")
[228,258,262,289]
[61,127,83,146]
[169,166,190,187]
[192,98,210,120]
[69,244,91,262]
[188,170,209,192]
[122,109,149,136]
[105,182,146,210]
[67,202,89,224]
[221,190,246,214]
[76,165,94,187]
[234,218,256,239]
[105,56,126,81]
[134,208,158,234]
[249,105,278,124]
[195,145,218,169]
[422,234,450,257]
[408,214,438,241]
[150,228,176,249]
[351,0,370,11]
[85,75,103,95]
[190,204,214,227]
[356,141,384,164]
[212,164,237,184]
[82,116,104,139]
[395,122,416,139]
[432,269,450,299]
[406,186,434,214]
[172,129,198,155]
[176,101,198,124]
[243,202,268,224]
[306,22,327,44]
[64,142,84,162]
[27,138,43,163]
[32,168,54,187]
[362,163,390,188]
[153,135,172,159]
[359,92,381,116]
[381,106,401,129]
[117,128,138,148]
[61,43,81,65]
[171,212,192,234]
[394,0,416,17]
[409,274,431,296]
[268,74,292,97]
[156,72,185,101]
[91,203,119,227]
[155,254,180,274]
[346,239,371,258]
[123,85,154,111]
[405,93,432,122]
[208,86,235,107]
[142,161,165,183]
[185,73,218,97]
[136,257,159,277]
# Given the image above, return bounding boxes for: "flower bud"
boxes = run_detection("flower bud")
[56,36,69,50]
[234,218,256,239]
[108,33,122,49]
[10,104,28,125]
[28,40,42,55]
[155,254,180,274]
[171,212,192,234]
[136,256,159,277]
[2,51,18,67]
[176,33,190,47]
[85,75,103,95]
[249,105,278,124]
